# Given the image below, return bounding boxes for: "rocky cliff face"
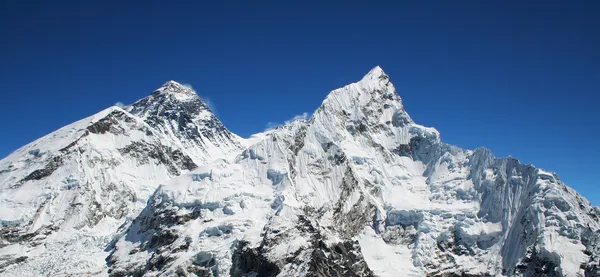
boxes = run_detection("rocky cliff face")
[2,68,600,277]
[127,81,242,163]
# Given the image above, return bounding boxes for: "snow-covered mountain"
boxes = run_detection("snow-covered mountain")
[2,67,600,276]
[0,82,242,275]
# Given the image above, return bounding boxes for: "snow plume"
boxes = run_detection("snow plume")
[265,112,308,131]
[114,101,125,108]
[201,97,217,114]
[181,83,217,114]
[265,122,280,130]
[285,112,308,124]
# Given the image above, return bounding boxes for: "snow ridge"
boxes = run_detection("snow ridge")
[1,68,600,277]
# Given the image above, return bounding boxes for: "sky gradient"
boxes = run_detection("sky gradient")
[1,1,599,203]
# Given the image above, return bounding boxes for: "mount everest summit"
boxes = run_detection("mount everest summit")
[1,67,599,277]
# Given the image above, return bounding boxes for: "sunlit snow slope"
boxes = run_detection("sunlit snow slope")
[2,67,600,277]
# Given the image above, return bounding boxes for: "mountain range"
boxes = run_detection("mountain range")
[1,67,599,277]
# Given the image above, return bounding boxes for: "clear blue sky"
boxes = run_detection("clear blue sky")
[1,1,599,203]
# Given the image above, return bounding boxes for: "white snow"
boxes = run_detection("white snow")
[358,227,423,277]
[1,66,598,277]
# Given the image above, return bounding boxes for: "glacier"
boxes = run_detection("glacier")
[1,67,600,276]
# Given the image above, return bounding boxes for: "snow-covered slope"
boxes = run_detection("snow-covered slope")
[0,82,242,275]
[2,68,600,277]
[106,67,600,277]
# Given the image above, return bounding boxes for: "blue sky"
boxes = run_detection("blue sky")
[1,1,599,203]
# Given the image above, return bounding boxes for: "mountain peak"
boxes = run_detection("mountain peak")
[158,80,190,92]
[153,80,198,101]
[161,80,184,89]
[125,80,242,162]
[361,65,388,82]
[319,65,397,111]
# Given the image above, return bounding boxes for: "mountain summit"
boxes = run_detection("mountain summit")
[127,81,241,162]
[2,68,600,276]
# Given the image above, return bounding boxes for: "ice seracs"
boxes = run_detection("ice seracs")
[2,66,600,277]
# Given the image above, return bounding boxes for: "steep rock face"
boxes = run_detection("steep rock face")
[127,81,242,162]
[0,83,243,276]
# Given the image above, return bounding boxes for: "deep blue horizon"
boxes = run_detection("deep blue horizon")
[1,1,599,204]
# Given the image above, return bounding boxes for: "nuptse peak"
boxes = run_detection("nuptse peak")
[0,66,599,277]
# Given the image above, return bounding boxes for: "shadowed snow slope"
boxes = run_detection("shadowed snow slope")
[3,68,600,277]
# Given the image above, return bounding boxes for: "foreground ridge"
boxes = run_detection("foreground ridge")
[2,67,600,277]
